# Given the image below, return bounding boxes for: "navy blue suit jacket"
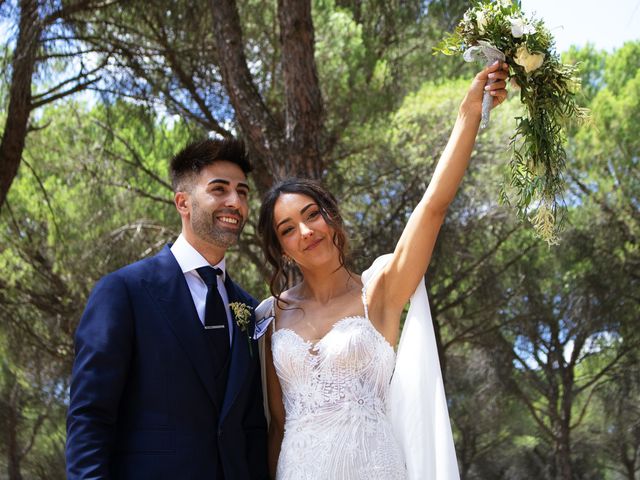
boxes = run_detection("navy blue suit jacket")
[66,246,268,479]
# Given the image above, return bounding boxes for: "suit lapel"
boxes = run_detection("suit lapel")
[143,246,221,410]
[220,273,251,422]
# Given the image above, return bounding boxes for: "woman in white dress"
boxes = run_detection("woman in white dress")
[256,62,509,480]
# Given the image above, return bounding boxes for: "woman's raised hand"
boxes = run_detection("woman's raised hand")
[460,61,510,117]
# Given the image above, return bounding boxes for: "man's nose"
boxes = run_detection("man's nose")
[225,190,240,208]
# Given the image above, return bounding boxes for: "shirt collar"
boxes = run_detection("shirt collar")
[170,234,226,281]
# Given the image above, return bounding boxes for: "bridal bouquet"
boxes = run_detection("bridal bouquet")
[435,0,588,244]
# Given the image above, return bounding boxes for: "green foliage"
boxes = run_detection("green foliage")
[603,41,640,95]
[0,2,637,478]
[314,2,370,129]
[570,42,640,298]
[562,44,607,104]
[0,99,193,478]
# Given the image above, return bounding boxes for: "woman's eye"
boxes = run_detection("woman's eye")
[281,227,293,236]
[308,210,320,219]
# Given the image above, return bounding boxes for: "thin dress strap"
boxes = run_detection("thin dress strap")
[271,297,276,332]
[361,287,369,320]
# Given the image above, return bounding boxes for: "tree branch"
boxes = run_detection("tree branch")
[43,0,120,25]
[31,60,107,103]
[92,118,174,193]
[30,76,101,110]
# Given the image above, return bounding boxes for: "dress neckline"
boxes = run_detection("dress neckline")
[273,315,395,355]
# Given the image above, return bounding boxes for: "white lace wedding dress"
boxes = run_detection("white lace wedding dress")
[256,255,460,480]
[270,288,407,480]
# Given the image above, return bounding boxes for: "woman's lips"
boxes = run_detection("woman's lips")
[304,238,323,251]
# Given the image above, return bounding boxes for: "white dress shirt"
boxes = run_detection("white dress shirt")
[170,234,233,344]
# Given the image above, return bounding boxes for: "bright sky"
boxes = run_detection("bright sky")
[522,0,640,52]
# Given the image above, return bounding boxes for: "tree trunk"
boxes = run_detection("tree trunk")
[555,355,576,480]
[0,0,41,210]
[277,0,324,178]
[621,442,638,480]
[4,381,24,480]
[624,462,637,480]
[554,426,573,480]
[458,430,474,480]
[210,0,325,187]
[6,412,24,480]
[210,0,288,185]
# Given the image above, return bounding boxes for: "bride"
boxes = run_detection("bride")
[255,62,509,480]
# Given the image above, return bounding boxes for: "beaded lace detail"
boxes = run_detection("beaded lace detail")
[270,288,407,479]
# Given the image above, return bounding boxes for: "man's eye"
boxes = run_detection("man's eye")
[238,190,248,198]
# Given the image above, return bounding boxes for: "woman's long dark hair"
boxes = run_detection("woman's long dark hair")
[257,178,350,303]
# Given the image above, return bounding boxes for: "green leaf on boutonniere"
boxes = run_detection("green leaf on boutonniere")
[230,302,254,356]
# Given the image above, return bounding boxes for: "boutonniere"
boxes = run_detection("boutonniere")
[229,302,254,356]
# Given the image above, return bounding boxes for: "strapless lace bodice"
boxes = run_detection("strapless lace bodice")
[271,308,407,479]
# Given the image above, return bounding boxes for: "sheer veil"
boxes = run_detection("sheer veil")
[362,255,460,480]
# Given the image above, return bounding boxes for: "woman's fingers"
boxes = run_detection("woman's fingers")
[488,71,508,82]
[486,61,509,76]
[490,87,508,107]
[486,62,509,108]
[466,61,509,111]
[485,80,507,91]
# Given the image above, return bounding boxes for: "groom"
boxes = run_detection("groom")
[66,138,268,479]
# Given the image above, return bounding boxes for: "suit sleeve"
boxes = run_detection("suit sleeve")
[66,273,134,479]
[244,296,269,480]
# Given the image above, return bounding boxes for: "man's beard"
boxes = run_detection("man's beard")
[191,205,245,249]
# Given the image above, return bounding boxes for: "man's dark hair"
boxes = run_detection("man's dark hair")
[169,137,252,192]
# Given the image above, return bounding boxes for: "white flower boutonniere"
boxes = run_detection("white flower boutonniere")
[229,302,254,356]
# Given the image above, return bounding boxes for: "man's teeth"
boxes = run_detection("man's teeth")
[219,217,239,224]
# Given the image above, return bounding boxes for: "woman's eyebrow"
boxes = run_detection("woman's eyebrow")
[276,203,316,229]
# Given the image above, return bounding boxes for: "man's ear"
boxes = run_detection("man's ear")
[174,191,190,217]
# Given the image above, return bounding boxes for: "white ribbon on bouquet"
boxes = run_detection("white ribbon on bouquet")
[463,40,506,129]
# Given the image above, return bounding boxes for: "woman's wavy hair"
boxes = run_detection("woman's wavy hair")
[257,178,349,303]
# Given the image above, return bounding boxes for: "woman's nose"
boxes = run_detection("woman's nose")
[299,222,313,238]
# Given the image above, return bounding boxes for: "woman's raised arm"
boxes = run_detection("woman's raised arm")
[369,62,509,335]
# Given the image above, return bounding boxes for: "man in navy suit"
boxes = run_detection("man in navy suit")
[66,138,268,479]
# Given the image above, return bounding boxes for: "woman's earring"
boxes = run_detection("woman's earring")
[282,255,294,267]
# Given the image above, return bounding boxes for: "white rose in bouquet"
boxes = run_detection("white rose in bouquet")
[514,44,545,73]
